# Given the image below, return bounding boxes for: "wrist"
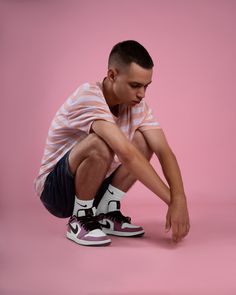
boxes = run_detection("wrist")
[170,193,186,203]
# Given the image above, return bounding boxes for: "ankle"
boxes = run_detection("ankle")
[73,196,94,217]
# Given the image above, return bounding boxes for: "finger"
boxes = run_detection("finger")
[182,223,190,238]
[184,223,191,237]
[176,224,183,243]
[165,216,171,232]
[179,224,186,240]
[172,222,179,242]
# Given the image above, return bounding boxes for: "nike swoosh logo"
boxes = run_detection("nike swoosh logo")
[101,221,110,229]
[69,223,79,234]
[107,189,114,195]
[76,202,87,208]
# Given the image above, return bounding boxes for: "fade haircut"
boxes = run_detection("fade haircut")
[108,40,154,71]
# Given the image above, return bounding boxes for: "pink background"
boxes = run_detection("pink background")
[1,1,236,294]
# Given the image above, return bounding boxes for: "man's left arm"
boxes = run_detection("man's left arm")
[141,128,190,243]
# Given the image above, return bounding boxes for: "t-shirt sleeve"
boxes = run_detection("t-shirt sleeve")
[66,90,115,134]
[138,101,161,131]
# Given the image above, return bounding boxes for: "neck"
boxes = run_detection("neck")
[102,77,119,107]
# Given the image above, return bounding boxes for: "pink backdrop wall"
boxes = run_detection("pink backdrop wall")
[1,1,236,294]
[1,0,236,207]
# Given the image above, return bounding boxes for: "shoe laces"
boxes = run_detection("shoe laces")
[69,209,102,232]
[79,215,102,232]
[105,211,131,224]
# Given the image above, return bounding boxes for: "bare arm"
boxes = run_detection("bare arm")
[91,120,171,205]
[142,128,186,201]
[142,128,190,242]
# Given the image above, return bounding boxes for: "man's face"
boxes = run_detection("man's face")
[111,62,153,106]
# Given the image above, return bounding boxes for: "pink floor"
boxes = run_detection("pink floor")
[1,195,236,295]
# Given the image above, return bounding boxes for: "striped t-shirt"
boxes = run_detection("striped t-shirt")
[34,81,161,196]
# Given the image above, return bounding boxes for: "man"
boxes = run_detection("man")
[35,40,190,247]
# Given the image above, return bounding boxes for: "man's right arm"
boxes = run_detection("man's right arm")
[91,120,171,205]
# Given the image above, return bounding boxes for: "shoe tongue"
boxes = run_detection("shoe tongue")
[77,207,96,217]
[108,200,120,212]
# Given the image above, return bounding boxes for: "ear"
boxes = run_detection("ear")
[107,68,119,82]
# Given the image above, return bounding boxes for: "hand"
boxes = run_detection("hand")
[165,197,190,243]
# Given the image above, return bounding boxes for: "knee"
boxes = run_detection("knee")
[88,133,114,163]
[132,130,153,160]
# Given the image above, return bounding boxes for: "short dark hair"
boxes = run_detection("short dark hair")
[108,40,154,70]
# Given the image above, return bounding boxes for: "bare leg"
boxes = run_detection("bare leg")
[111,130,153,192]
[68,133,114,200]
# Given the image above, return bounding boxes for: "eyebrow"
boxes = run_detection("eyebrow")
[129,81,152,87]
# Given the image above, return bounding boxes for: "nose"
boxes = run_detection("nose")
[136,87,145,100]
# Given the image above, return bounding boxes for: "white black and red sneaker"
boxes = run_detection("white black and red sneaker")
[97,201,144,237]
[66,207,111,246]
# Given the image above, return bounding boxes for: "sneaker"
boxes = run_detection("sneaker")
[97,201,145,237]
[66,207,111,246]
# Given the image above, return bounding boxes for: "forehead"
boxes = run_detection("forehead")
[122,62,153,83]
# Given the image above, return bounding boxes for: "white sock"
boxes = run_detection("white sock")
[96,184,125,215]
[73,196,94,217]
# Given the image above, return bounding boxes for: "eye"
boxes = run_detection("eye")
[130,84,140,88]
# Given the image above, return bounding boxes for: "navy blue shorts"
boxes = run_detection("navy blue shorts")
[40,151,118,218]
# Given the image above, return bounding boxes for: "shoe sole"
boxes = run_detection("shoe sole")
[101,228,145,237]
[66,232,111,246]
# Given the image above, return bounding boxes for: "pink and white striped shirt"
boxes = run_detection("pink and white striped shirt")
[34,81,161,196]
